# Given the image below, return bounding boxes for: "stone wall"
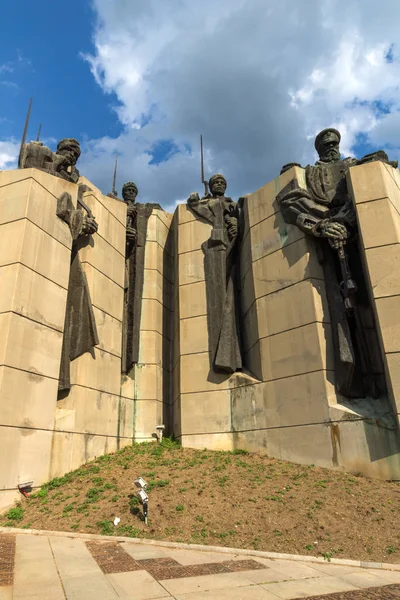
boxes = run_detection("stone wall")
[121,209,173,443]
[0,169,174,509]
[1,163,399,511]
[0,169,75,508]
[172,166,400,479]
[51,179,127,477]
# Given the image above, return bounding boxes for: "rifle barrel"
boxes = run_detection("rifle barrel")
[112,153,118,195]
[18,97,33,168]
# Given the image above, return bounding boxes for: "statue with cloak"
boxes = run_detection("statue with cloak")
[187,173,243,374]
[277,128,397,399]
[20,137,99,394]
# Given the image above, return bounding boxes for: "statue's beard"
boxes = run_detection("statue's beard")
[320,150,340,162]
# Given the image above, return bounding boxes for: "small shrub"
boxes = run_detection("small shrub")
[97,520,114,536]
[7,506,24,521]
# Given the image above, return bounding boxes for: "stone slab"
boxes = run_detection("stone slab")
[56,385,119,436]
[0,366,57,430]
[242,237,324,315]
[180,390,232,434]
[180,315,209,355]
[357,197,400,249]
[135,399,164,439]
[179,250,205,286]
[0,425,52,490]
[92,306,122,358]
[0,263,67,332]
[107,570,169,599]
[13,535,65,599]
[375,295,400,353]
[0,219,71,290]
[80,233,125,288]
[70,347,121,396]
[178,219,212,255]
[82,263,124,322]
[49,536,118,599]
[0,177,72,249]
[82,192,126,256]
[179,281,207,320]
[246,165,305,229]
[0,312,63,380]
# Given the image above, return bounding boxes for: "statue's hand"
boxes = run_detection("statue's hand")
[225,215,238,240]
[188,192,200,203]
[321,220,348,246]
[126,226,137,242]
[82,215,98,235]
[127,204,137,218]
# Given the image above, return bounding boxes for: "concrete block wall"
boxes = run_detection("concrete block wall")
[121,208,174,443]
[349,161,400,424]
[172,166,400,479]
[51,180,127,477]
[0,169,75,508]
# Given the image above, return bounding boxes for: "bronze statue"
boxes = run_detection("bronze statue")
[18,131,99,394]
[19,137,81,184]
[188,174,243,374]
[121,182,162,374]
[57,185,99,394]
[277,128,397,398]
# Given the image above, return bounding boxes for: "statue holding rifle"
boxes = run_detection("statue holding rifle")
[187,136,244,374]
[277,128,398,399]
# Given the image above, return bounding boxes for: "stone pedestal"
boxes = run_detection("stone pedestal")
[51,178,127,477]
[120,209,173,443]
[0,169,74,508]
[348,161,400,425]
[173,167,400,479]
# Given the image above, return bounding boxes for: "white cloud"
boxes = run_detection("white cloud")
[0,140,19,170]
[80,0,400,208]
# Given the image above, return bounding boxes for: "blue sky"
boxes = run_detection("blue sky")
[0,2,121,144]
[1,0,400,211]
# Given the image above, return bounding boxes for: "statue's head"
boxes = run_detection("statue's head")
[122,181,138,203]
[209,173,227,197]
[315,128,341,163]
[56,138,81,166]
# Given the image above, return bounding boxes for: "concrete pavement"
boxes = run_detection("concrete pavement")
[0,528,400,599]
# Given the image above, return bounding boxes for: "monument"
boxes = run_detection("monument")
[0,123,400,511]
[187,174,243,374]
[277,128,397,399]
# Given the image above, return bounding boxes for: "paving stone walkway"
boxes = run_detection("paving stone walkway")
[0,529,400,599]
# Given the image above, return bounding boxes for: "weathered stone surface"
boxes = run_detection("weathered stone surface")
[180,316,209,356]
[82,263,124,321]
[179,390,232,434]
[0,366,57,430]
[0,263,67,332]
[70,347,121,395]
[179,281,207,320]
[0,312,63,379]
[357,197,400,249]
[0,219,71,290]
[366,244,400,298]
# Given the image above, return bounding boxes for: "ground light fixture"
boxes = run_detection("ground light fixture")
[156,424,165,443]
[134,477,149,525]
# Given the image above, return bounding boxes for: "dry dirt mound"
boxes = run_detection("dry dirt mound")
[2,440,399,564]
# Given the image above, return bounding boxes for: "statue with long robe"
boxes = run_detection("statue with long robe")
[121,182,162,373]
[187,173,243,374]
[277,128,397,398]
[19,137,99,393]
[57,187,99,393]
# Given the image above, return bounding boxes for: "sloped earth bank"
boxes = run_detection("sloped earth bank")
[2,440,399,564]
